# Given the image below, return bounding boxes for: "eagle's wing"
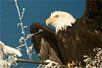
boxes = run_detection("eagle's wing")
[30,23,62,64]
[56,0,102,65]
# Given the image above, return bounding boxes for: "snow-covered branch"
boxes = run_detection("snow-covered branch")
[84,48,102,68]
[15,0,33,59]
[0,41,22,68]
[15,0,43,60]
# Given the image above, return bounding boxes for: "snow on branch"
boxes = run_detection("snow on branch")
[84,48,102,68]
[0,41,22,68]
[15,0,33,59]
[15,0,43,60]
[37,60,68,68]
[0,41,22,57]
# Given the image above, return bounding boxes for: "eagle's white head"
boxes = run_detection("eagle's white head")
[45,11,76,33]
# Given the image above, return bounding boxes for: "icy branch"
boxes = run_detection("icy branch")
[0,41,22,68]
[15,0,33,59]
[15,0,43,60]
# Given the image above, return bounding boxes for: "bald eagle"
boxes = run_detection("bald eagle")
[30,0,102,67]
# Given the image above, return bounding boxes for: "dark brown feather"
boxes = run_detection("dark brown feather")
[30,23,63,64]
[30,0,102,66]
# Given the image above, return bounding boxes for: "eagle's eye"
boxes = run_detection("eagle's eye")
[54,15,59,17]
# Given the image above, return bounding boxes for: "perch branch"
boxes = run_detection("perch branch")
[16,59,48,65]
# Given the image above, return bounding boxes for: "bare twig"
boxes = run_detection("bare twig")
[16,59,48,65]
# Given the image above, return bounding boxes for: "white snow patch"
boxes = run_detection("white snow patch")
[0,41,22,68]
[0,41,22,57]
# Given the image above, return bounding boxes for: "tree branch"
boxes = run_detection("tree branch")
[16,59,48,65]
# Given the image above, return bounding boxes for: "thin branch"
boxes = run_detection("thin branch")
[17,59,68,68]
[16,59,48,65]
[15,0,32,59]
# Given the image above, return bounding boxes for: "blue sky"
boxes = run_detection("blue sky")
[0,0,85,68]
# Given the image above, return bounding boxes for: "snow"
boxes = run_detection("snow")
[0,41,5,45]
[0,41,22,68]
[0,60,10,68]
[37,60,67,68]
[0,41,22,57]
[44,60,59,68]
[84,48,102,68]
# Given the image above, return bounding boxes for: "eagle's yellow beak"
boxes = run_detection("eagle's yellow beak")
[45,17,57,25]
